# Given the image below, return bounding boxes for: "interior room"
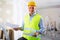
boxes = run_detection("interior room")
[0,0,60,40]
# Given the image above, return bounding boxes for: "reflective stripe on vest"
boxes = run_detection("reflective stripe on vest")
[23,28,36,36]
[23,28,41,38]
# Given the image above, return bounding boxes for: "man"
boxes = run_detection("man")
[14,1,45,40]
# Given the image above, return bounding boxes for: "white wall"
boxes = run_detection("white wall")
[0,0,13,23]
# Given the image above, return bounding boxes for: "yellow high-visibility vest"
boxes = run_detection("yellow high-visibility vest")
[23,13,42,40]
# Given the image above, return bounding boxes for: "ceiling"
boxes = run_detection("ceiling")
[24,0,60,8]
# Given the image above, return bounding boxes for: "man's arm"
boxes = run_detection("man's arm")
[5,21,24,31]
[39,18,45,34]
[13,21,24,31]
[34,18,45,36]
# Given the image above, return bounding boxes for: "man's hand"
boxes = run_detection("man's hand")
[13,27,23,31]
[33,32,39,37]
[13,28,19,31]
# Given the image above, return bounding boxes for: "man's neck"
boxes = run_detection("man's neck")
[29,13,33,16]
[29,12,35,16]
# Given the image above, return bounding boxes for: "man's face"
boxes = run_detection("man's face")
[28,6,35,14]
